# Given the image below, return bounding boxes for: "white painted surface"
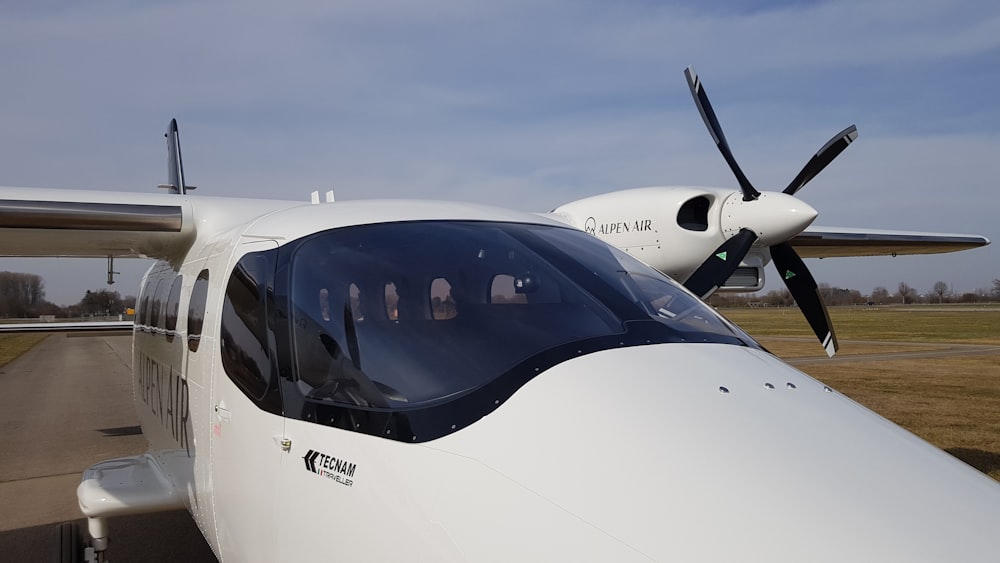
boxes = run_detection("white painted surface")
[0,185,995,560]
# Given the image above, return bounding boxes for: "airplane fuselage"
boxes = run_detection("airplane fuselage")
[114,197,1000,561]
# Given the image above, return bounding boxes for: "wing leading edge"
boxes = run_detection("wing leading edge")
[0,188,196,260]
[791,226,990,259]
[0,199,182,231]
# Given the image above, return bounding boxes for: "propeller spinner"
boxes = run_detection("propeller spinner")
[682,66,856,357]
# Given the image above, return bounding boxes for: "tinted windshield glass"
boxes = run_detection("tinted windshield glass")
[529,227,745,340]
[288,221,752,409]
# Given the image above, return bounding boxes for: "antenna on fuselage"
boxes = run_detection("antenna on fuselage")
[157,119,197,194]
[309,189,336,204]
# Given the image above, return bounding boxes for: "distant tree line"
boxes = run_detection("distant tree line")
[0,271,135,319]
[0,272,55,317]
[64,289,136,318]
[710,280,1000,308]
[0,270,997,318]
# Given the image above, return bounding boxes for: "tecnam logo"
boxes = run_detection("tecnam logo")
[303,449,357,487]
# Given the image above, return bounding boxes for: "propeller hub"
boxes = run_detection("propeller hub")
[720,191,818,246]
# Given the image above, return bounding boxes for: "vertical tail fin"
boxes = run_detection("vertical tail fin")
[161,119,196,194]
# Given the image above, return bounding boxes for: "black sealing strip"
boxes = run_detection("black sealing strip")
[0,200,183,231]
[295,320,753,444]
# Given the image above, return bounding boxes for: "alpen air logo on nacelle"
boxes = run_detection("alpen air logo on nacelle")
[303,449,357,487]
[584,216,653,237]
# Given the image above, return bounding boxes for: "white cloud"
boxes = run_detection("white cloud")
[1,0,998,303]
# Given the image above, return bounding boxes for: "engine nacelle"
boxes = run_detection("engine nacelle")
[550,186,765,291]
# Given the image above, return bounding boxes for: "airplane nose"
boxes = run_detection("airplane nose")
[431,343,1000,561]
[720,191,818,246]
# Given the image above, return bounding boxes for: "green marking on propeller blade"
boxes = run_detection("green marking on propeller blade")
[716,251,727,261]
[784,270,796,280]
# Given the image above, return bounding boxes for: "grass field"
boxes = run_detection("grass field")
[725,305,1000,344]
[0,333,49,367]
[721,306,1000,480]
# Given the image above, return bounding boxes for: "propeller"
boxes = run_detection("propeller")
[684,67,760,202]
[683,228,758,299]
[770,242,838,357]
[681,66,853,357]
[784,125,858,196]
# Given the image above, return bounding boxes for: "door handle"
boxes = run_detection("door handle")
[214,402,231,422]
[273,435,292,452]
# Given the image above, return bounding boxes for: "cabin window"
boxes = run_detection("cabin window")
[384,282,399,321]
[139,280,154,327]
[430,277,457,320]
[187,269,209,352]
[221,255,271,401]
[164,275,183,340]
[150,277,170,329]
[348,283,363,322]
[489,274,526,304]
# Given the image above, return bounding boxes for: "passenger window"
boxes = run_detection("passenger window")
[139,279,154,326]
[220,255,271,400]
[431,278,457,320]
[187,269,209,352]
[164,275,183,341]
[490,274,527,304]
[384,282,399,320]
[149,278,165,328]
[318,287,331,322]
[349,283,363,322]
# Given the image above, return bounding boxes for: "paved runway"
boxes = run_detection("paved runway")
[0,333,216,561]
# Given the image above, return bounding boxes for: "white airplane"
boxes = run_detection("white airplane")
[4,67,997,562]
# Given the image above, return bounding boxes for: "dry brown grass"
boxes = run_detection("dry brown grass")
[725,305,1000,344]
[0,333,49,367]
[759,339,945,359]
[721,306,1000,480]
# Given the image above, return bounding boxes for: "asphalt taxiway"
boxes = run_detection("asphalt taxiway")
[0,333,216,561]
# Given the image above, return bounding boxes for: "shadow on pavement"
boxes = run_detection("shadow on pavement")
[0,510,217,562]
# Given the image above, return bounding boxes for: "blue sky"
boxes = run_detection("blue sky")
[1,0,998,305]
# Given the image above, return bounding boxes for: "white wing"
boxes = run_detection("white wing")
[792,226,990,258]
[0,187,299,260]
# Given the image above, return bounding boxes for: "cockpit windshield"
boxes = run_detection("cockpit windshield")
[285,221,755,411]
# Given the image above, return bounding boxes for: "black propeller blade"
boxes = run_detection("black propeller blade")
[769,242,838,357]
[680,66,856,356]
[684,66,760,202]
[783,125,858,196]
[684,228,758,299]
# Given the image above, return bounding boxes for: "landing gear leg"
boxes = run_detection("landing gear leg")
[85,517,109,562]
[56,520,108,563]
